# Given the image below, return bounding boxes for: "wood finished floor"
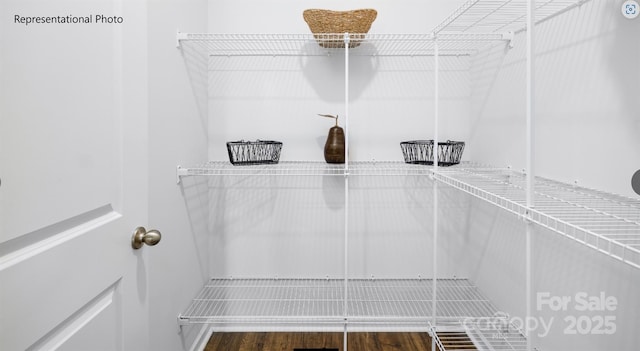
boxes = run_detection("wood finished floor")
[205,332,435,351]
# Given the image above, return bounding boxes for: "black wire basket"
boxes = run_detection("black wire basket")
[400,140,465,166]
[226,140,283,165]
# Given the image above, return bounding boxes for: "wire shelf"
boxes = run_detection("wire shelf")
[177,33,511,57]
[178,278,499,326]
[178,1,592,57]
[177,161,434,179]
[434,0,592,34]
[435,165,640,269]
[433,320,529,351]
[177,161,640,269]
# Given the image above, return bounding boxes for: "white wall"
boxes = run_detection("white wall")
[208,175,473,279]
[469,0,640,198]
[530,224,640,350]
[456,192,640,350]
[208,0,466,34]
[204,0,473,280]
[207,55,470,163]
[463,4,640,347]
[184,0,640,350]
[206,0,471,164]
[147,0,210,350]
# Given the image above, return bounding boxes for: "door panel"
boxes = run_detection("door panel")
[26,282,120,351]
[0,0,148,350]
[0,0,122,241]
[1,217,122,350]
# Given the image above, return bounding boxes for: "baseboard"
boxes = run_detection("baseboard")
[189,325,214,351]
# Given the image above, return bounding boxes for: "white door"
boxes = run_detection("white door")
[0,1,151,350]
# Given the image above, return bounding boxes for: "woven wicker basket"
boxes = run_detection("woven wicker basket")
[303,9,377,48]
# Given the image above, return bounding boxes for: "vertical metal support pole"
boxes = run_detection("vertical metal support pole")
[432,36,439,329]
[343,32,350,351]
[344,176,349,351]
[432,179,439,327]
[344,33,350,171]
[434,37,439,170]
[526,2,535,351]
[526,0,535,206]
[526,220,533,351]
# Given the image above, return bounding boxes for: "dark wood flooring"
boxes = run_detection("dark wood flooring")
[205,332,435,351]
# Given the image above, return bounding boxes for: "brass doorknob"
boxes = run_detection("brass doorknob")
[131,226,162,249]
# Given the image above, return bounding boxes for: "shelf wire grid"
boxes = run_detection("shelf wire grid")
[433,321,529,351]
[179,278,499,325]
[435,165,640,268]
[433,0,592,34]
[177,161,434,178]
[432,313,533,351]
[178,1,594,57]
[178,161,640,268]
[177,33,511,57]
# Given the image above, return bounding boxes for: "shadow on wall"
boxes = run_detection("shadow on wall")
[462,196,529,333]
[187,41,379,104]
[465,0,640,196]
[531,0,640,196]
[300,42,378,102]
[322,174,345,210]
[205,175,345,278]
[208,175,279,248]
[469,41,511,122]
[608,2,640,193]
[531,224,640,350]
[179,40,209,130]
[467,38,522,169]
[179,175,212,279]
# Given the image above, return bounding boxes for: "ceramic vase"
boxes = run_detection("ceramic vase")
[324,125,345,163]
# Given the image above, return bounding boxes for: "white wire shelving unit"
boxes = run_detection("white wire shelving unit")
[175,1,617,350]
[433,321,529,351]
[179,277,530,349]
[434,0,591,34]
[178,161,640,269]
[177,32,512,57]
[178,278,498,325]
[434,164,640,269]
[176,161,432,180]
[176,0,593,57]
